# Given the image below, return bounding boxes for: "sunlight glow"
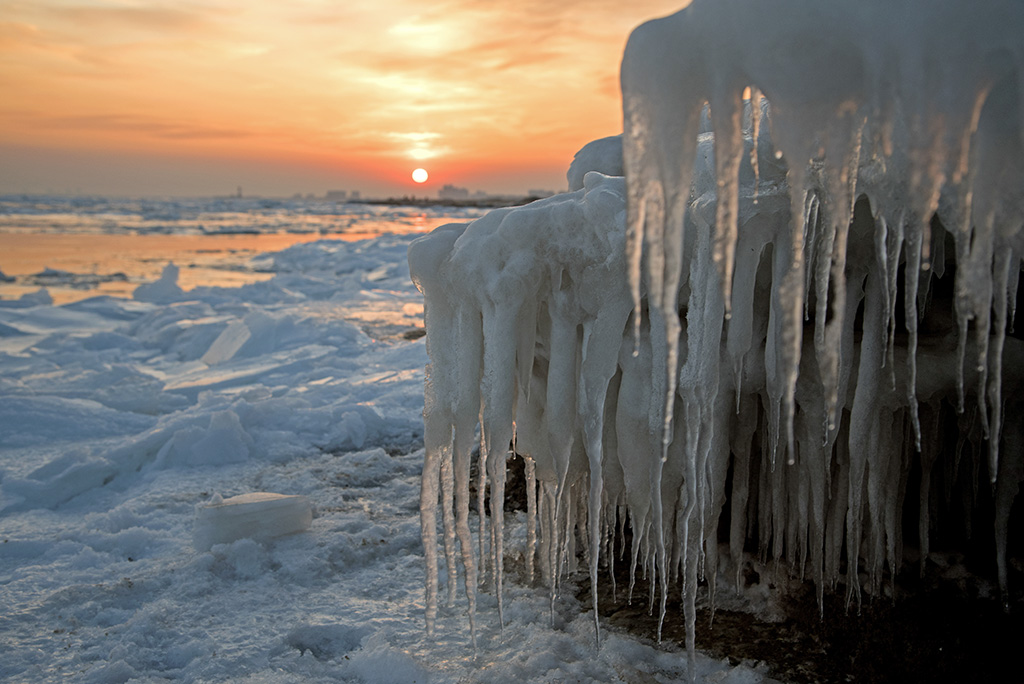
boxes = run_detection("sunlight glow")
[0,0,688,197]
[412,168,428,183]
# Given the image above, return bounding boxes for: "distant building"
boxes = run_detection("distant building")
[528,189,555,198]
[350,191,360,200]
[325,190,348,200]
[439,184,470,200]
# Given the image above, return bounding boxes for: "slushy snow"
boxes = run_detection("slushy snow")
[412,0,1023,680]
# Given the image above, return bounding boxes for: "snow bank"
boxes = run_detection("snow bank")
[414,0,1023,678]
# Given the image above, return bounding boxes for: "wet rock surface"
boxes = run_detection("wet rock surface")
[581,558,1023,683]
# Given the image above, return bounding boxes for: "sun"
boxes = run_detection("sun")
[412,168,429,183]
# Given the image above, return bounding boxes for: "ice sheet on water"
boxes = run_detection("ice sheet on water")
[0,195,491,236]
[25,267,128,291]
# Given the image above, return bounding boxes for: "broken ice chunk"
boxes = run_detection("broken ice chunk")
[192,492,312,551]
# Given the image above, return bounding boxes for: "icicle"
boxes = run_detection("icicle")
[480,296,522,628]
[971,213,996,441]
[749,87,763,203]
[711,88,745,320]
[875,213,891,363]
[419,422,442,637]
[1009,259,1020,332]
[818,131,859,437]
[440,438,457,607]
[845,256,883,611]
[525,456,537,584]
[579,296,634,643]
[904,219,923,450]
[703,389,734,623]
[882,212,905,388]
[779,178,807,459]
[987,248,1012,484]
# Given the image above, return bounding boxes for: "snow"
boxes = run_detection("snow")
[133,263,185,304]
[0,207,774,682]
[414,1,1023,682]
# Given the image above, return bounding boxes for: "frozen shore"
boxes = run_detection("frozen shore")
[0,231,772,683]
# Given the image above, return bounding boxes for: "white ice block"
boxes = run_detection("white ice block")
[193,492,313,551]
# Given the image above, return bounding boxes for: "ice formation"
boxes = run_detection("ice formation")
[412,0,1023,677]
[193,492,313,551]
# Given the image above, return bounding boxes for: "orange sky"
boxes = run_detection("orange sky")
[0,0,685,198]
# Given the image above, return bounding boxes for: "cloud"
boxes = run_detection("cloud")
[30,113,252,141]
[0,21,41,50]
[47,5,214,36]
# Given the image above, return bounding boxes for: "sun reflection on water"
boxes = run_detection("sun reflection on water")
[0,201,480,305]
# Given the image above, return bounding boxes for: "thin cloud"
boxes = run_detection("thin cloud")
[36,113,252,141]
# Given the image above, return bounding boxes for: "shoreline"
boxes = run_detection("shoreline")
[360,194,553,209]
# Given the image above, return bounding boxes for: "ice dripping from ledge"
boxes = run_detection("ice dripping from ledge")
[413,0,1023,679]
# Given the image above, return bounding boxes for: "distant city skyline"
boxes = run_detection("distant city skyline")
[0,1,686,198]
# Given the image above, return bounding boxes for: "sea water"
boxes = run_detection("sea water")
[0,195,488,304]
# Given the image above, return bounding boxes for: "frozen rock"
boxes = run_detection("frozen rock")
[193,492,313,551]
[415,0,1024,675]
[566,135,623,191]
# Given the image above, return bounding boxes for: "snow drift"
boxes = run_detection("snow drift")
[413,0,1023,678]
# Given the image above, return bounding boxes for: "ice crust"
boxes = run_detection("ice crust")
[413,0,1024,676]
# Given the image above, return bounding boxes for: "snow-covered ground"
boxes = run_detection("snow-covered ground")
[0,220,773,683]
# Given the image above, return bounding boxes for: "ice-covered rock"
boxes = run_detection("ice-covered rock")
[567,135,623,191]
[414,0,1024,677]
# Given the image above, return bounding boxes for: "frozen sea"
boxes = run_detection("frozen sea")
[0,195,773,683]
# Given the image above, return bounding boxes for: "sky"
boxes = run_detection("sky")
[0,0,686,198]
